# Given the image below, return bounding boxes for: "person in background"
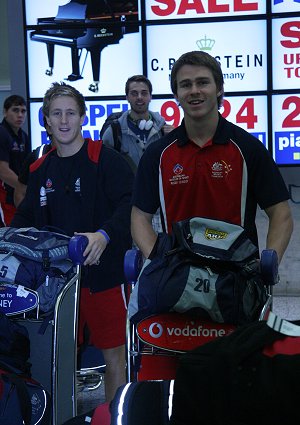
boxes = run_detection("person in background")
[0,95,29,225]
[11,82,134,402]
[102,74,174,170]
[131,51,293,264]
[14,117,53,207]
[102,74,174,233]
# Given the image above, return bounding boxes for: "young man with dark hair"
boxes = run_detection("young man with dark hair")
[14,117,53,207]
[131,51,293,264]
[0,95,29,225]
[11,82,134,402]
[102,74,173,169]
[102,74,174,233]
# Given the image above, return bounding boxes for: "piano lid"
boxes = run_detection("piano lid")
[55,1,87,22]
[54,1,138,22]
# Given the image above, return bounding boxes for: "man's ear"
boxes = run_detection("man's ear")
[174,95,180,107]
[80,114,86,126]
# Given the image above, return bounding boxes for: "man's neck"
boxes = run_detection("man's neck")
[5,119,20,136]
[56,137,85,157]
[185,112,219,147]
[129,110,151,121]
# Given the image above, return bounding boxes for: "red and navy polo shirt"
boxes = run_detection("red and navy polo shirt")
[133,115,289,244]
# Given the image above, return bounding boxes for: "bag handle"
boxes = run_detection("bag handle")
[267,311,300,336]
[1,371,32,425]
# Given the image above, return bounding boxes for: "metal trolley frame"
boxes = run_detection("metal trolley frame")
[0,264,81,425]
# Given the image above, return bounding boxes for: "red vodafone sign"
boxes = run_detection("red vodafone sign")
[136,313,235,353]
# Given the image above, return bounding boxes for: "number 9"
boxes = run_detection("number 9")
[160,101,181,127]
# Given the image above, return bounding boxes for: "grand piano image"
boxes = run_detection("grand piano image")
[30,1,139,92]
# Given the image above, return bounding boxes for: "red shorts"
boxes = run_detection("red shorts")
[0,190,15,226]
[78,285,127,350]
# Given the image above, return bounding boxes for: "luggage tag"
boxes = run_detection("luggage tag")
[0,283,38,315]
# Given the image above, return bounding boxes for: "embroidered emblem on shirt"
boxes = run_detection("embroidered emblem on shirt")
[75,178,81,193]
[12,141,19,151]
[169,163,189,186]
[45,178,55,193]
[211,161,232,178]
[46,179,52,189]
[173,163,183,175]
[40,186,47,207]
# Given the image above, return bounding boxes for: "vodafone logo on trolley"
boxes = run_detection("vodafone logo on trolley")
[137,314,235,352]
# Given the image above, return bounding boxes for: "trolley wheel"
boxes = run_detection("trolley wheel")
[124,249,143,283]
[68,235,89,265]
[260,249,278,285]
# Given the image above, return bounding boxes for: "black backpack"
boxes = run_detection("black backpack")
[100,112,138,172]
[0,313,51,425]
[170,315,300,425]
[100,112,123,151]
[0,227,74,317]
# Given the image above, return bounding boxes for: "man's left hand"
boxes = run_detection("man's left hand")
[74,231,108,266]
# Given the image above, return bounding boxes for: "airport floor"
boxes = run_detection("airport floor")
[76,294,300,417]
[77,375,105,416]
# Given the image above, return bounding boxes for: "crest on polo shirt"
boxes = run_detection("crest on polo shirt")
[169,163,189,186]
[45,178,55,193]
[75,178,81,193]
[40,186,47,207]
[211,160,232,178]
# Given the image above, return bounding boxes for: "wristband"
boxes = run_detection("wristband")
[96,229,110,243]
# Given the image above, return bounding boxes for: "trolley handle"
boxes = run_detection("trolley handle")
[260,249,279,286]
[68,235,89,265]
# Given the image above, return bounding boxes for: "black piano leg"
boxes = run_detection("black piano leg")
[88,48,101,93]
[67,47,83,81]
[46,44,54,76]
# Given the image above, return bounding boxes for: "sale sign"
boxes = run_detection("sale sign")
[272,18,300,90]
[146,0,265,20]
[272,94,300,165]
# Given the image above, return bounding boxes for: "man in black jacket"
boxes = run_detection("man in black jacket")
[12,82,134,402]
[0,95,29,225]
[14,117,53,207]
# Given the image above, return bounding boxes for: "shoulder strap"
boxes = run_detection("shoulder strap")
[36,145,44,159]
[2,371,32,425]
[30,146,56,173]
[111,121,122,152]
[87,139,103,163]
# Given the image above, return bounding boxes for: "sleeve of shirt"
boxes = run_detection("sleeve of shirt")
[98,146,134,243]
[0,126,11,162]
[132,144,161,214]
[11,171,37,227]
[248,140,290,209]
[18,151,37,185]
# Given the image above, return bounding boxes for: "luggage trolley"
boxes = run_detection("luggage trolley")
[0,234,88,425]
[124,248,279,382]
